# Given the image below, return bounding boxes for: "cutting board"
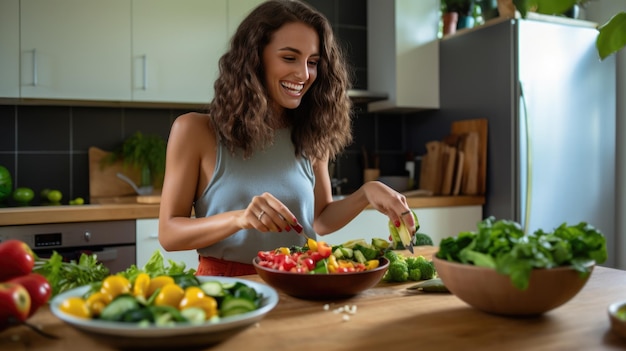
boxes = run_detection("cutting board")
[450,119,488,195]
[440,145,457,196]
[88,147,161,204]
[459,132,480,195]
[419,141,445,194]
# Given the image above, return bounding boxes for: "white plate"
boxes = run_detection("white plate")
[50,276,279,349]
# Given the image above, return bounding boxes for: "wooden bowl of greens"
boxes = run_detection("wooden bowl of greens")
[433,217,607,317]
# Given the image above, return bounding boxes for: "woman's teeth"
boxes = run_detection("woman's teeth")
[281,81,303,93]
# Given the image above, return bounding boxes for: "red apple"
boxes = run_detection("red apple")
[9,273,51,317]
[0,282,31,331]
[0,239,36,281]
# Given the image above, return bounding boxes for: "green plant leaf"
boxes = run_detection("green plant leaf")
[597,12,626,60]
[532,0,577,15]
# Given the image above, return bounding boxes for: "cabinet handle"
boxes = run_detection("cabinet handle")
[142,54,147,90]
[32,49,38,86]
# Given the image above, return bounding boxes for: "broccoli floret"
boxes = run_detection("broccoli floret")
[387,260,409,282]
[405,256,420,270]
[408,268,422,281]
[415,259,436,280]
[384,250,401,263]
[413,233,434,246]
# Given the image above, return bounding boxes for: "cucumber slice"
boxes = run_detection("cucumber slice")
[341,239,368,249]
[353,249,367,264]
[200,281,225,297]
[220,297,257,317]
[340,247,353,258]
[221,306,254,317]
[99,295,140,321]
[181,307,207,324]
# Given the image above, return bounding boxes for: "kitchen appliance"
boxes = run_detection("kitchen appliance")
[436,18,617,266]
[0,220,136,273]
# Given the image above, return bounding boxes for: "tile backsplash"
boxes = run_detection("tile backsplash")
[0,0,421,206]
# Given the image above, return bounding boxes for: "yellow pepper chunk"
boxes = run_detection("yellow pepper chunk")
[132,273,151,299]
[327,255,339,273]
[277,247,290,255]
[365,259,380,270]
[100,275,131,301]
[147,275,175,297]
[154,283,185,308]
[307,238,318,251]
[179,286,218,319]
[59,297,91,319]
[85,292,111,316]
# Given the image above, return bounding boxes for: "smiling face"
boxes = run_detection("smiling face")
[263,21,320,114]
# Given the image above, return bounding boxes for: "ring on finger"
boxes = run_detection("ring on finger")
[400,210,411,216]
[258,210,265,221]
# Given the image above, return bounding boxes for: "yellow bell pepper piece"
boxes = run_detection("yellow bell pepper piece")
[307,238,318,251]
[365,259,380,270]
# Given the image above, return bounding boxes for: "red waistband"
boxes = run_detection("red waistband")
[196,256,256,277]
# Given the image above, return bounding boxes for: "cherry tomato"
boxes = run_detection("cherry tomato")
[0,240,36,281]
[299,257,315,271]
[0,283,31,329]
[8,273,51,317]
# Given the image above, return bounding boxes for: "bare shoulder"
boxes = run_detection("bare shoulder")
[171,112,214,139]
[173,112,211,130]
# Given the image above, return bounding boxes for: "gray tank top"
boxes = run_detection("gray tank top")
[195,128,315,263]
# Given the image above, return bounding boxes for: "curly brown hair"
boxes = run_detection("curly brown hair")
[208,0,353,161]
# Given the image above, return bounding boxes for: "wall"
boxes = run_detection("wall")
[0,0,415,206]
[585,1,626,269]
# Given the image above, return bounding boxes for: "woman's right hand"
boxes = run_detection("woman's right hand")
[240,192,303,234]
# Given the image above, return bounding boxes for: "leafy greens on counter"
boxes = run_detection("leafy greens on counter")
[34,250,196,298]
[436,217,607,290]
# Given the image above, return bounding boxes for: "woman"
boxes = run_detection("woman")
[158,0,415,276]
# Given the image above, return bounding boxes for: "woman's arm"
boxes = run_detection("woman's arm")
[312,158,415,236]
[158,113,301,251]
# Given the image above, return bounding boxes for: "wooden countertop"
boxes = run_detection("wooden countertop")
[0,196,483,226]
[1,247,625,351]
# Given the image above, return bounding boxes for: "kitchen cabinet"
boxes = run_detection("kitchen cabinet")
[0,0,19,98]
[367,0,440,112]
[19,0,131,100]
[131,0,228,104]
[322,205,482,246]
[136,218,199,271]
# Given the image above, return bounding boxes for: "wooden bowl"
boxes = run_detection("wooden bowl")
[253,257,389,300]
[433,256,594,316]
[608,301,626,339]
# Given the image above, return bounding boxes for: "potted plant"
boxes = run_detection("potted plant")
[442,0,475,31]
[102,132,167,189]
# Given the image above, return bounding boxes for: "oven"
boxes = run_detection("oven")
[0,220,136,273]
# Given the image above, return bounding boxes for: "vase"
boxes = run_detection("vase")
[442,12,459,36]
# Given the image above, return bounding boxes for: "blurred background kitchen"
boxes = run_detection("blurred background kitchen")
[0,0,623,268]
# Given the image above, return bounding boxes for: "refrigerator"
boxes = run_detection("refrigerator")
[437,18,617,267]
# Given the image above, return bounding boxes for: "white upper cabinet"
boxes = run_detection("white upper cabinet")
[367,0,440,112]
[0,0,19,98]
[131,0,228,104]
[20,0,131,101]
